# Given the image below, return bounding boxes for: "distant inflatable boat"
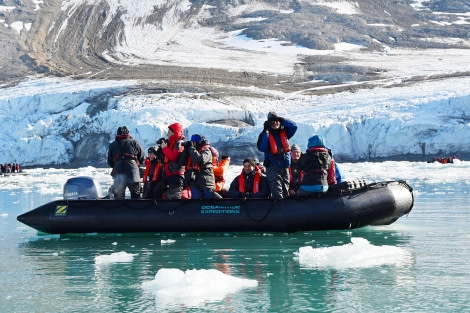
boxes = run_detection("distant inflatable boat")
[1,171,28,177]
[17,177,414,234]
[427,156,460,164]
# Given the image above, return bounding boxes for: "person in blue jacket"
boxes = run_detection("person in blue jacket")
[257,111,297,199]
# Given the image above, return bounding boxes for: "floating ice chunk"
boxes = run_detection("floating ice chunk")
[295,237,410,269]
[143,268,258,308]
[94,251,137,265]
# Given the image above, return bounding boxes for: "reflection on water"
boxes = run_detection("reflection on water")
[12,229,416,312]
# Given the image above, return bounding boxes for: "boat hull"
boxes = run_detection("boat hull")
[17,181,413,234]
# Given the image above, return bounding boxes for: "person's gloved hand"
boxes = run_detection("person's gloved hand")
[263,121,269,130]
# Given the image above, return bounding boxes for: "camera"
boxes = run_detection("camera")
[156,137,167,145]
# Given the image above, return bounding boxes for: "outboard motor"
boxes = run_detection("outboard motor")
[63,176,104,199]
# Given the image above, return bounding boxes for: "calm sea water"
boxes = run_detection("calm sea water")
[1,162,469,313]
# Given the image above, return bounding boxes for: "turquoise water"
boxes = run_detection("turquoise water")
[1,162,469,313]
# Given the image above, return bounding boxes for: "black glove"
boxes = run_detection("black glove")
[221,154,229,160]
[263,121,269,130]
[184,141,193,148]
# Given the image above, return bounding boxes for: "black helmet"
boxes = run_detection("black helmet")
[148,147,157,155]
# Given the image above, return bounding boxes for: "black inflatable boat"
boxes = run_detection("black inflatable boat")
[17,177,413,234]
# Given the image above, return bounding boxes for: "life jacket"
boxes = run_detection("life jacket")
[112,135,140,166]
[143,157,163,183]
[268,130,290,154]
[163,122,185,164]
[143,158,151,182]
[289,166,304,183]
[238,170,261,194]
[162,127,185,176]
[185,144,210,172]
[327,159,337,185]
[212,156,229,192]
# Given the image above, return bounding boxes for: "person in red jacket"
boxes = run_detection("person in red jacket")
[160,123,185,199]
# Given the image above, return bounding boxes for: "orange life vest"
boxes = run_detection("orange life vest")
[185,145,210,171]
[212,156,229,192]
[268,130,290,154]
[143,158,151,182]
[327,159,337,185]
[238,170,261,194]
[143,158,162,183]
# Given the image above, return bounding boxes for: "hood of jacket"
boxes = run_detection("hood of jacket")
[168,123,184,142]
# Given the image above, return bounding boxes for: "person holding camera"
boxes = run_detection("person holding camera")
[182,134,220,199]
[257,111,297,199]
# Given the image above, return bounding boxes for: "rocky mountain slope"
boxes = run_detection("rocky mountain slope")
[2,0,470,94]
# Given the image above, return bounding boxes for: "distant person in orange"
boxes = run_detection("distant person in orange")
[209,146,230,193]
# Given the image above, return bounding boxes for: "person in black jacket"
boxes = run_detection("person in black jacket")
[107,126,145,199]
[142,146,165,199]
[297,135,332,195]
[183,134,220,199]
[288,143,303,196]
[227,157,270,198]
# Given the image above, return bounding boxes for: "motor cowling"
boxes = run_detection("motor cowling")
[63,176,103,199]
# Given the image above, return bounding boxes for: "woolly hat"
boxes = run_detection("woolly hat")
[267,111,281,121]
[209,146,219,158]
[291,144,301,151]
[117,126,129,135]
[148,147,157,155]
[243,157,256,167]
[190,134,202,142]
[307,135,326,148]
